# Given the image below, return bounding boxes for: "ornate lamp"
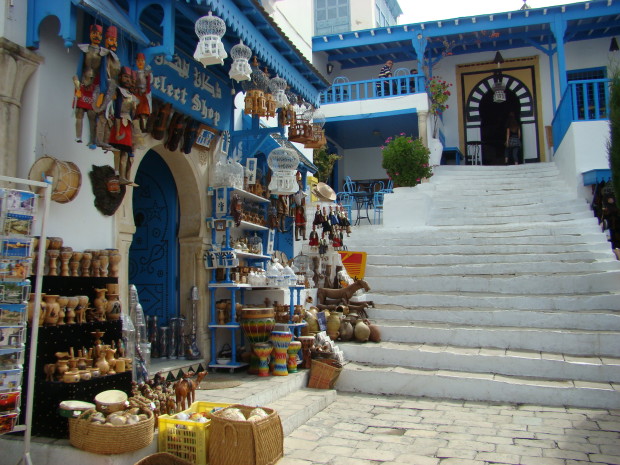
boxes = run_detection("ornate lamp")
[269,75,289,108]
[288,98,313,143]
[267,147,299,195]
[193,11,227,67]
[304,108,327,148]
[229,41,252,82]
[242,57,269,116]
[492,51,506,103]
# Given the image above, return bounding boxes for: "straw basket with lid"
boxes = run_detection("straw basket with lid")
[28,156,82,203]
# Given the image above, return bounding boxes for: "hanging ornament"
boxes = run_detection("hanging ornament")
[269,75,289,108]
[267,147,299,195]
[242,57,269,116]
[288,99,314,143]
[193,11,227,67]
[229,41,252,82]
[304,108,327,148]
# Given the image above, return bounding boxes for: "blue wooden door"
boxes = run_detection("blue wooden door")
[129,151,179,325]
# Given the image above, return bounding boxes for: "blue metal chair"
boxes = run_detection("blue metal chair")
[336,192,353,223]
[381,179,394,193]
[373,191,385,224]
[343,176,357,193]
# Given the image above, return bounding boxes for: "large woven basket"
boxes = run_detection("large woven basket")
[208,405,283,465]
[307,358,343,389]
[134,452,194,465]
[69,408,154,455]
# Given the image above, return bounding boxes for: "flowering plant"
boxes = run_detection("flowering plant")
[426,76,452,137]
[381,134,433,187]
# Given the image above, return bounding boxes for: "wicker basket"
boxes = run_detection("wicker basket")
[134,452,194,465]
[208,405,283,465]
[307,358,343,389]
[69,408,154,455]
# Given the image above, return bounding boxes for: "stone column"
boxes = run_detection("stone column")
[0,38,44,179]
[418,110,429,148]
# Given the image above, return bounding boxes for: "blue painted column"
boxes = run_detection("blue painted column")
[412,35,428,76]
[550,16,568,95]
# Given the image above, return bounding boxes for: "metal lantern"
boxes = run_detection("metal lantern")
[229,41,252,82]
[493,72,506,103]
[269,75,289,108]
[267,147,299,195]
[305,108,327,148]
[288,99,314,143]
[243,57,269,116]
[193,11,227,67]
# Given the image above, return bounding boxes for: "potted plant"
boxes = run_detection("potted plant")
[381,134,433,187]
[426,75,452,139]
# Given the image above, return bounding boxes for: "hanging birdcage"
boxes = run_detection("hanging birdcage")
[193,11,227,67]
[304,108,327,148]
[269,76,289,108]
[229,41,252,82]
[243,57,269,116]
[267,147,299,195]
[288,99,314,144]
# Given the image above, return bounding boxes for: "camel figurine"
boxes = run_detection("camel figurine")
[317,278,370,306]
[174,370,207,411]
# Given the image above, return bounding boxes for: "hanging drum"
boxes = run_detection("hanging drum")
[28,156,82,203]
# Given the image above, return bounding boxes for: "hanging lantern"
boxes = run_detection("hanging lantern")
[243,57,269,116]
[288,99,314,143]
[193,11,227,67]
[269,76,289,108]
[493,71,506,103]
[304,109,327,148]
[267,147,299,195]
[229,41,252,82]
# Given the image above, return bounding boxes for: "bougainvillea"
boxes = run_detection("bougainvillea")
[381,134,433,187]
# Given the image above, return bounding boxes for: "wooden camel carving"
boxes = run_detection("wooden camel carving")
[317,279,370,306]
[174,370,208,412]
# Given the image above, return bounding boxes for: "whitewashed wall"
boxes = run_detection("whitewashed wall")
[17,18,119,249]
[0,0,27,46]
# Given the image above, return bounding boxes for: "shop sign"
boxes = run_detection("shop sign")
[151,54,231,131]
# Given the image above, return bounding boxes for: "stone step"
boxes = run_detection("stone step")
[367,270,620,294]
[365,306,620,331]
[433,192,579,205]
[360,242,613,256]
[366,320,620,357]
[428,210,595,226]
[364,250,616,265]
[340,341,620,383]
[266,387,338,436]
[334,362,620,409]
[431,200,591,216]
[367,291,620,311]
[365,260,620,277]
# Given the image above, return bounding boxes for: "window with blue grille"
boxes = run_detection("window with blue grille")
[315,0,351,36]
[567,67,608,120]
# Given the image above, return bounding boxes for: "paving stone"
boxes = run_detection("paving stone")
[519,457,566,465]
[474,451,521,463]
[588,456,620,465]
[496,444,543,457]
[542,448,589,460]
[436,447,478,459]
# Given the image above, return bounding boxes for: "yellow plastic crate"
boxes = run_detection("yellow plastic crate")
[158,401,231,465]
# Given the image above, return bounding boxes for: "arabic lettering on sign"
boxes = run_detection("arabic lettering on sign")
[150,54,229,130]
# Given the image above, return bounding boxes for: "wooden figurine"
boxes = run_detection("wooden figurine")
[109,66,138,185]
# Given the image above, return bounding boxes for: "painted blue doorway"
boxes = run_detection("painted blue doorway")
[129,151,179,325]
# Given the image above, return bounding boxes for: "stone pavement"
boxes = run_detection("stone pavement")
[280,392,620,465]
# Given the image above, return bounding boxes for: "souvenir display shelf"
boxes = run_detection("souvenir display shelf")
[0,175,50,465]
[205,186,305,370]
[0,182,38,438]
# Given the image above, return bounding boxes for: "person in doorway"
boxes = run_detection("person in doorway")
[376,60,393,96]
[504,112,521,165]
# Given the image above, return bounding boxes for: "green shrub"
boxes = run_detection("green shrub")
[381,134,433,187]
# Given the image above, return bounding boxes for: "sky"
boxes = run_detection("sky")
[397,0,588,24]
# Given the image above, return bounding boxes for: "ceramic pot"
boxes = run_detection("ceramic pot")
[77,357,88,371]
[108,250,121,278]
[93,288,107,322]
[105,347,117,374]
[46,249,60,276]
[43,295,60,326]
[63,370,80,383]
[354,320,371,342]
[59,248,73,276]
[89,367,100,378]
[65,296,79,324]
[114,358,125,373]
[96,352,110,376]
[56,296,68,325]
[98,253,109,277]
[79,370,91,381]
[106,293,121,321]
[80,252,92,277]
[48,237,63,250]
[339,317,354,342]
[326,312,341,341]
[55,359,69,381]
[304,313,319,333]
[70,251,83,277]
[368,320,381,343]
[37,294,47,327]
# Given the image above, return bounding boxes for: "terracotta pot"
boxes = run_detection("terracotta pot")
[354,320,371,342]
[339,317,354,342]
[368,321,381,343]
[327,312,341,340]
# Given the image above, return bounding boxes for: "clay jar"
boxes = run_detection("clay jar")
[326,312,341,341]
[367,320,381,343]
[106,294,121,321]
[43,295,60,326]
[95,350,110,376]
[354,319,371,342]
[55,359,69,381]
[339,317,354,342]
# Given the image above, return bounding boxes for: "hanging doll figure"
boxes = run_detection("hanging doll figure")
[308,225,319,247]
[73,24,107,146]
[295,205,307,241]
[94,26,120,150]
[321,206,333,239]
[109,67,138,185]
[134,53,153,133]
[277,195,289,232]
[332,230,343,249]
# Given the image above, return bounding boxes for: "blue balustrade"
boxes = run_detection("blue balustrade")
[320,73,425,104]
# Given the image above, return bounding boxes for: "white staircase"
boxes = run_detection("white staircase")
[338,163,620,409]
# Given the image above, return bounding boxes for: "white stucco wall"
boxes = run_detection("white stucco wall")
[269,0,313,60]
[553,120,610,199]
[17,18,117,249]
[342,146,385,181]
[351,0,375,31]
[1,0,27,46]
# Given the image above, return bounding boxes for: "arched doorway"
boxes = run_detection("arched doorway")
[129,150,179,325]
[464,73,540,164]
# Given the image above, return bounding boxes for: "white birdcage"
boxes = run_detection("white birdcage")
[269,75,289,108]
[229,41,252,82]
[193,11,227,67]
[267,147,299,195]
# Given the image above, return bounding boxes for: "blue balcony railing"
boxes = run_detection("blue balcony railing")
[319,73,426,104]
[551,78,611,150]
